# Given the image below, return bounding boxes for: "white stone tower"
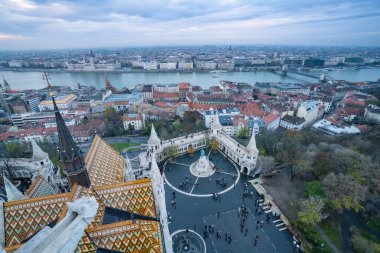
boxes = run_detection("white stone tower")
[148,124,161,153]
[211,114,222,135]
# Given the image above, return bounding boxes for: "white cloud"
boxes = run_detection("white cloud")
[0,0,379,49]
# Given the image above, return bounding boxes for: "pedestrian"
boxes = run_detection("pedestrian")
[186,227,189,234]
[218,212,220,219]
[245,228,248,236]
[261,220,263,228]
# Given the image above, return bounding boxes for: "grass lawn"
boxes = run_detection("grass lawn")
[320,220,344,250]
[110,142,140,153]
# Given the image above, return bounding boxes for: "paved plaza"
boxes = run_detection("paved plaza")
[164,148,296,253]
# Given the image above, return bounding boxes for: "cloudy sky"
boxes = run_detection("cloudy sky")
[0,0,380,50]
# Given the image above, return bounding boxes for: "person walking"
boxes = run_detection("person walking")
[218,212,220,219]
[245,228,248,236]
[254,235,259,246]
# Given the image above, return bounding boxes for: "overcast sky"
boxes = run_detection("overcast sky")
[0,0,380,50]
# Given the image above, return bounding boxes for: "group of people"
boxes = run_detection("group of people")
[178,176,195,189]
[171,191,176,209]
[215,177,228,188]
[203,224,215,239]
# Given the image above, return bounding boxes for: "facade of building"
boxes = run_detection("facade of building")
[195,61,217,70]
[178,61,194,70]
[159,62,177,70]
[271,83,310,96]
[312,119,361,135]
[296,100,322,126]
[26,96,41,112]
[364,104,380,123]
[144,61,159,70]
[147,114,259,176]
[280,115,306,131]
[123,113,145,131]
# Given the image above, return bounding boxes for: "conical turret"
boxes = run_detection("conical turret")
[246,131,258,154]
[3,176,26,202]
[148,124,161,146]
[30,139,48,161]
[211,114,222,129]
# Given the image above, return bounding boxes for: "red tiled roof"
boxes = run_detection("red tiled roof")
[113,101,129,106]
[189,103,228,111]
[342,98,365,107]
[240,101,265,117]
[263,113,280,124]
[179,82,190,90]
[153,91,179,99]
[123,114,142,121]
[209,86,223,92]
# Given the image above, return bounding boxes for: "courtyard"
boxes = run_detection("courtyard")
[164,148,297,253]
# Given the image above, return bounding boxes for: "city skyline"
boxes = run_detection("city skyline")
[0,0,380,50]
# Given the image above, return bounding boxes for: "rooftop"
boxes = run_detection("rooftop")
[281,115,306,125]
[39,94,76,105]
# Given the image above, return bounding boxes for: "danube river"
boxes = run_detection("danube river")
[1,68,380,90]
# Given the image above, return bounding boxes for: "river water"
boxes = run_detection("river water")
[1,68,380,90]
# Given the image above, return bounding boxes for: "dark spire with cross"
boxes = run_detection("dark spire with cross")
[43,72,91,188]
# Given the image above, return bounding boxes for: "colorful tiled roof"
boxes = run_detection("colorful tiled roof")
[25,176,59,198]
[87,219,162,253]
[2,135,162,253]
[94,178,156,217]
[71,184,105,228]
[3,192,71,248]
[85,135,125,187]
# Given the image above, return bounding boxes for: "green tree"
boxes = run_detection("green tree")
[293,159,312,178]
[5,142,24,158]
[298,196,325,227]
[322,173,367,212]
[164,146,178,161]
[237,126,249,139]
[313,151,335,179]
[212,139,219,153]
[303,181,325,198]
[187,145,194,156]
[127,123,135,133]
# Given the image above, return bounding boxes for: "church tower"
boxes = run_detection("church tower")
[45,73,91,188]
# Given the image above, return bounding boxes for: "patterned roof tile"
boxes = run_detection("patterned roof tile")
[3,192,71,247]
[87,219,162,253]
[85,135,125,187]
[94,178,156,218]
[25,176,59,198]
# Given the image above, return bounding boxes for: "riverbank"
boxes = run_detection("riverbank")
[1,68,379,90]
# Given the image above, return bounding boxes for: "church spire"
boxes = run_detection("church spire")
[246,131,258,154]
[44,72,91,188]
